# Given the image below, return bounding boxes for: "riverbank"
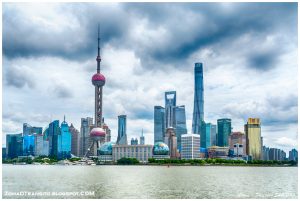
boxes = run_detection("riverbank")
[3,157,298,167]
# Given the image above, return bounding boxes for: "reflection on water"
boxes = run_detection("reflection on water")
[2,165,298,199]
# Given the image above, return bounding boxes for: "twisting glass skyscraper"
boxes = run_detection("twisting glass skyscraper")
[192,63,204,135]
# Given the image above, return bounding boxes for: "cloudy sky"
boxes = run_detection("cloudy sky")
[2,2,298,154]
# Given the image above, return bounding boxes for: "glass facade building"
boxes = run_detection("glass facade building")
[165,91,176,128]
[154,106,165,143]
[23,123,42,135]
[201,123,211,148]
[58,119,72,159]
[6,134,23,159]
[210,124,217,146]
[192,63,204,135]
[174,105,187,151]
[48,120,60,157]
[289,149,298,161]
[23,134,35,156]
[80,117,93,157]
[117,115,127,145]
[217,118,232,147]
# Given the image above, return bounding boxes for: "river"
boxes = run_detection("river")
[2,165,298,199]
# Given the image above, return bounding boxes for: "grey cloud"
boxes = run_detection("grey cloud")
[3,3,297,73]
[222,94,298,126]
[4,64,35,88]
[52,85,73,98]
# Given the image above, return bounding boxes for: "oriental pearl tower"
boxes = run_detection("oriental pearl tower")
[84,26,106,157]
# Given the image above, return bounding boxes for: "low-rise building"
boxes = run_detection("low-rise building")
[112,144,153,163]
[207,146,229,158]
[181,134,200,159]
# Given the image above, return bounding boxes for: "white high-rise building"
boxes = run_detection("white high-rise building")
[181,134,200,159]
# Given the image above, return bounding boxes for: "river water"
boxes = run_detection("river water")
[2,165,298,199]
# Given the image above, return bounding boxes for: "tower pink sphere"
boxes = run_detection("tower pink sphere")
[90,127,106,138]
[92,73,106,87]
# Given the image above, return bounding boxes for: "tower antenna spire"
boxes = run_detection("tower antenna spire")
[96,23,101,73]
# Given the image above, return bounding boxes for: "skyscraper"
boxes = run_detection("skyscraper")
[130,138,138,145]
[58,116,72,159]
[154,106,165,143]
[289,148,298,161]
[245,118,262,160]
[23,134,35,156]
[48,120,60,157]
[23,123,42,136]
[192,63,204,135]
[201,123,211,148]
[174,105,187,151]
[164,127,178,159]
[80,117,93,156]
[210,124,217,146]
[217,118,232,147]
[117,115,127,145]
[6,134,23,159]
[165,91,176,128]
[228,132,246,157]
[140,129,145,145]
[69,123,80,156]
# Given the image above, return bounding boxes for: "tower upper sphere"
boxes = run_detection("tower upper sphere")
[92,73,106,87]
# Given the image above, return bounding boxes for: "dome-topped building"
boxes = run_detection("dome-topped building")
[153,142,169,155]
[98,142,115,155]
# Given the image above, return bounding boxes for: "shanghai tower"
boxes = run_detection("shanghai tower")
[192,63,204,134]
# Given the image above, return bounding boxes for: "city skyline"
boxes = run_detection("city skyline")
[2,3,298,154]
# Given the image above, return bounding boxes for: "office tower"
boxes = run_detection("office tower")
[174,105,187,151]
[165,91,176,128]
[23,134,35,156]
[131,138,138,145]
[262,146,270,160]
[140,129,145,145]
[103,123,111,142]
[34,134,44,156]
[58,116,71,159]
[289,149,298,161]
[181,134,200,159]
[261,137,264,160]
[42,140,49,156]
[154,106,165,143]
[210,124,217,146]
[23,123,42,136]
[69,123,80,156]
[228,132,246,157]
[217,118,232,147]
[6,134,23,159]
[164,127,178,158]
[48,120,60,157]
[192,63,204,135]
[245,118,262,160]
[80,117,93,156]
[2,148,7,159]
[117,115,127,145]
[201,122,211,148]
[85,26,107,157]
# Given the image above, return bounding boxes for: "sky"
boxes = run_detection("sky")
[2,2,298,154]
